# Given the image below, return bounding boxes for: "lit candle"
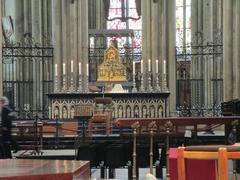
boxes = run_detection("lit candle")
[133,61,135,75]
[63,63,65,75]
[71,60,73,73]
[141,60,143,73]
[79,62,81,75]
[86,63,89,76]
[156,59,158,73]
[148,59,151,72]
[163,60,166,74]
[55,64,58,76]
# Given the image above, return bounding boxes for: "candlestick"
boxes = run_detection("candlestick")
[63,63,66,75]
[148,59,151,72]
[79,62,81,75]
[71,60,73,73]
[147,71,153,92]
[156,59,158,74]
[141,60,143,73]
[133,61,135,75]
[86,63,89,76]
[163,60,166,74]
[55,64,58,76]
[132,61,137,92]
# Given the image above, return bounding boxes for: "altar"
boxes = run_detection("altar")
[47,92,170,119]
[50,36,170,120]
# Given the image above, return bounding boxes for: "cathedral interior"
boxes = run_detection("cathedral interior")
[1,0,240,179]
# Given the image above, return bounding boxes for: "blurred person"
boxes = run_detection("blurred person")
[0,96,18,158]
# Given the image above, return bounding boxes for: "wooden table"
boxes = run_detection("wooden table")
[0,159,90,180]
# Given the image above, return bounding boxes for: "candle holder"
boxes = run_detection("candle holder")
[54,75,59,92]
[69,73,75,92]
[155,73,161,92]
[84,75,89,93]
[62,74,67,92]
[77,74,83,92]
[139,73,145,92]
[147,72,153,92]
[162,73,169,92]
[132,73,137,93]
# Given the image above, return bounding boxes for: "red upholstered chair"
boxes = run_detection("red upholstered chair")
[177,145,240,180]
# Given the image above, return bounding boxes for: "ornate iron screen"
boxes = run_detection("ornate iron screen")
[2,35,54,119]
[176,31,223,116]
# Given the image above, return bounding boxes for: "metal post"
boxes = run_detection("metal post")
[164,120,173,180]
[131,122,140,180]
[148,121,157,174]
[100,161,106,179]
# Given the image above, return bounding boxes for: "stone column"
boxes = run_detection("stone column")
[190,0,198,106]
[81,0,89,92]
[32,0,42,110]
[141,0,176,114]
[52,0,61,92]
[203,0,212,107]
[70,1,78,89]
[0,0,2,97]
[77,0,83,90]
[141,0,148,89]
[235,0,240,98]
[61,0,67,91]
[223,0,233,101]
[151,1,158,88]
[167,0,176,116]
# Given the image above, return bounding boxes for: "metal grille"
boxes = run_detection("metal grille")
[176,31,223,116]
[2,35,54,119]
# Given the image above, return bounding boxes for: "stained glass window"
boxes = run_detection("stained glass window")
[176,0,191,55]
[107,0,142,49]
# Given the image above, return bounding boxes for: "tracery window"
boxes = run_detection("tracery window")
[107,0,142,49]
[176,0,191,55]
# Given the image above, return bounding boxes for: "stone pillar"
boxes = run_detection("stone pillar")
[190,0,198,106]
[61,0,68,91]
[203,0,212,107]
[141,0,176,114]
[141,0,148,89]
[81,0,89,92]
[167,0,176,116]
[0,0,2,97]
[32,0,42,110]
[70,1,78,89]
[151,1,158,87]
[223,0,233,101]
[52,0,61,92]
[235,0,240,98]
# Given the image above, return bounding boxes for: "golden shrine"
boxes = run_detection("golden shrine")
[97,45,127,82]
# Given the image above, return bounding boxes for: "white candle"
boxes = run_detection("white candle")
[156,59,159,73]
[148,59,151,72]
[71,60,73,73]
[55,64,58,76]
[63,63,65,75]
[86,63,89,76]
[141,60,143,73]
[163,60,166,74]
[133,61,135,75]
[79,62,81,75]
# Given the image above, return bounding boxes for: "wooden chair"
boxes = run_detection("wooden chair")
[177,145,240,180]
[88,97,112,136]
